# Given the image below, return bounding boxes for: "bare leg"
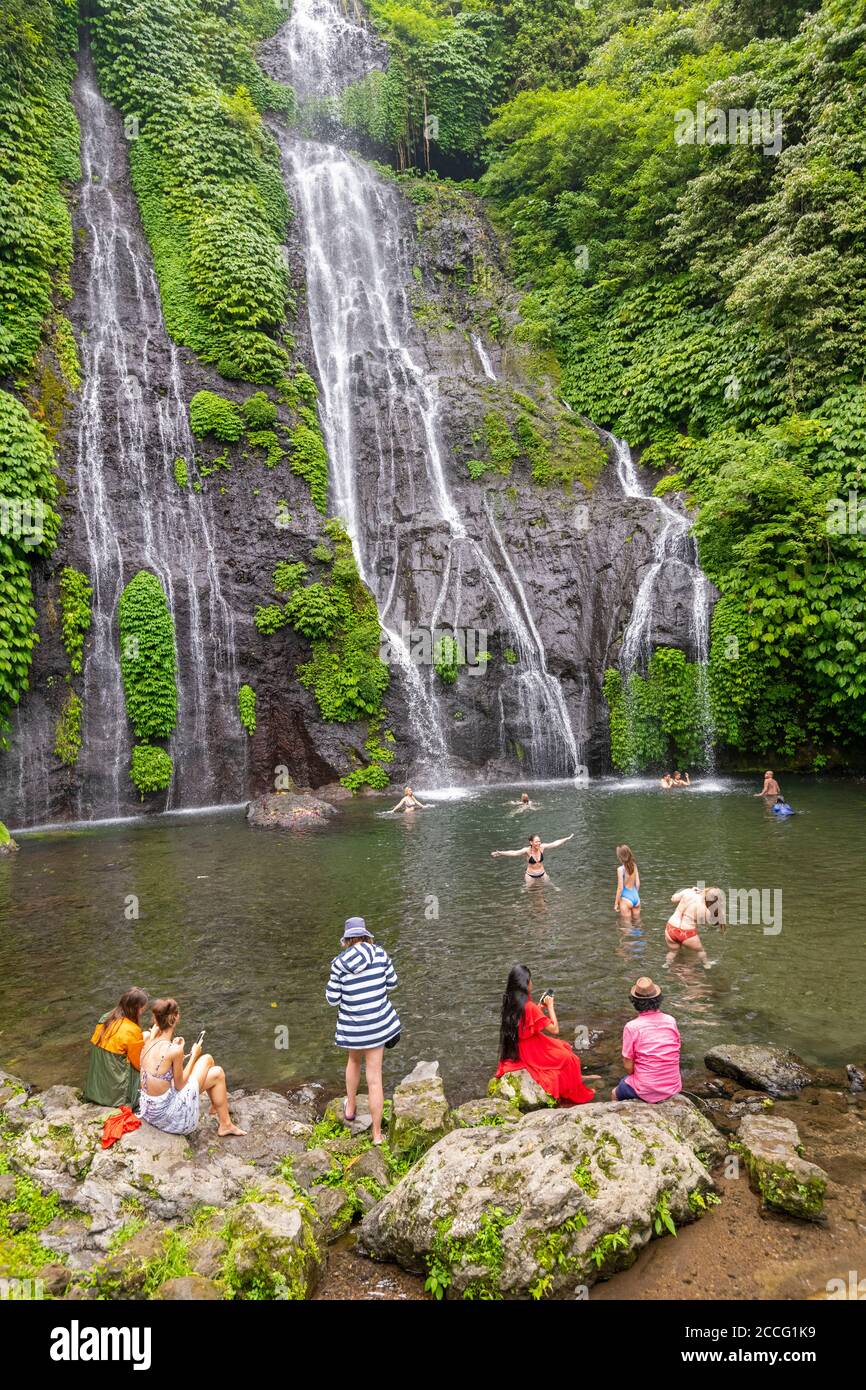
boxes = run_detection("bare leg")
[364,1047,385,1144]
[683,933,711,969]
[191,1057,246,1135]
[345,1050,362,1121]
[664,935,679,968]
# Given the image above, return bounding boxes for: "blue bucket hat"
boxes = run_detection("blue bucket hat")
[342,916,371,941]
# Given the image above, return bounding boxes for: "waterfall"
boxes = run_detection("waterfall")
[275,0,581,781]
[472,334,497,381]
[609,433,715,766]
[50,56,240,820]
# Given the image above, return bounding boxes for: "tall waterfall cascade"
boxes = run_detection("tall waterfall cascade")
[276,0,581,782]
[6,55,242,826]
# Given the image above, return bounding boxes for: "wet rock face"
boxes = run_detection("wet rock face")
[705,1045,814,1098]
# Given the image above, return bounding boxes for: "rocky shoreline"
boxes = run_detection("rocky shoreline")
[0,1046,863,1301]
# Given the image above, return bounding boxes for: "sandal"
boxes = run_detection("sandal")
[343,1101,357,1124]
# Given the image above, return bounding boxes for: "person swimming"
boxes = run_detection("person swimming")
[505,792,540,814]
[389,786,429,813]
[614,844,641,920]
[664,885,726,970]
[772,795,795,816]
[755,770,781,798]
[491,831,574,885]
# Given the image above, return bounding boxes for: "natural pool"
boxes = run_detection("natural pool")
[1,776,863,1099]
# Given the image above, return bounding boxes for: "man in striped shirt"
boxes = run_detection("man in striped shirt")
[326,917,400,1145]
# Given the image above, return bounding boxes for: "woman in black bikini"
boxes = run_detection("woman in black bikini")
[491,831,575,885]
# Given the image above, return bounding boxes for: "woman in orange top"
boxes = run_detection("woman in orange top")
[496,964,594,1105]
[83,987,151,1108]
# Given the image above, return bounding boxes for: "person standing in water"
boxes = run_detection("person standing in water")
[672,771,690,787]
[660,773,674,789]
[389,786,429,813]
[664,885,726,969]
[755,770,781,798]
[614,844,641,921]
[491,831,574,885]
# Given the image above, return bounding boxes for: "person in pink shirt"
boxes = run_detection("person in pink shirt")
[611,976,682,1103]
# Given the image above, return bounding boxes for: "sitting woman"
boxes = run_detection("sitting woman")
[83,987,150,1108]
[137,998,245,1137]
[496,964,595,1106]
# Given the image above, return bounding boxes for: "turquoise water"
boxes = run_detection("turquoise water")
[1,776,863,1099]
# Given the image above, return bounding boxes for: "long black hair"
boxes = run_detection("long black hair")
[499,963,531,1062]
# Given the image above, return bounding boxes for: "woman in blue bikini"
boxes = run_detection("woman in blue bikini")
[614,844,641,921]
[491,831,574,886]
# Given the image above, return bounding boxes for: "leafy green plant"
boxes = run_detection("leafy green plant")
[189,391,243,443]
[173,457,189,488]
[54,689,82,766]
[433,635,460,685]
[58,566,92,675]
[238,682,256,736]
[129,744,174,798]
[118,571,178,739]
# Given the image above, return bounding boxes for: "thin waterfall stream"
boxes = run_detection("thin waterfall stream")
[609,433,715,766]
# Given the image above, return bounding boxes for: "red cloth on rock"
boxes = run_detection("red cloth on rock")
[101,1104,141,1149]
[496,998,595,1104]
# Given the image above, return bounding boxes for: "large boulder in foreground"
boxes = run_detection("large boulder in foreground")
[358,1100,717,1299]
[247,791,337,830]
[736,1114,827,1221]
[705,1045,812,1098]
[390,1061,450,1156]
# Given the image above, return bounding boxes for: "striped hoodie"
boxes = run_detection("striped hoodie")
[326,941,400,1049]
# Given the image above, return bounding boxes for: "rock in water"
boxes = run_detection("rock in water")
[358,1101,717,1298]
[487,1070,551,1112]
[390,1061,450,1155]
[247,790,337,831]
[846,1064,865,1093]
[736,1114,827,1221]
[704,1044,813,1098]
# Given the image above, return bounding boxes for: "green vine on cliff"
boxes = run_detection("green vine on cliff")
[238,682,256,736]
[58,566,92,676]
[118,570,178,742]
[54,689,82,767]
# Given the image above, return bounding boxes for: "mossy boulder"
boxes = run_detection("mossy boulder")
[156,1275,222,1299]
[390,1061,451,1156]
[487,1070,551,1112]
[90,1223,169,1297]
[323,1093,372,1137]
[736,1114,827,1221]
[223,1180,324,1299]
[0,822,18,855]
[451,1097,521,1129]
[359,1100,717,1299]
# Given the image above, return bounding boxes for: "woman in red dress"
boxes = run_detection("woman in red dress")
[496,964,595,1105]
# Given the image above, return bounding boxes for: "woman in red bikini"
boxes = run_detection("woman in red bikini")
[495,964,595,1105]
[665,885,726,969]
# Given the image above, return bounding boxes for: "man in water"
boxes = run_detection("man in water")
[506,792,540,814]
[772,795,795,816]
[755,770,781,798]
[660,773,674,789]
[672,771,690,787]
